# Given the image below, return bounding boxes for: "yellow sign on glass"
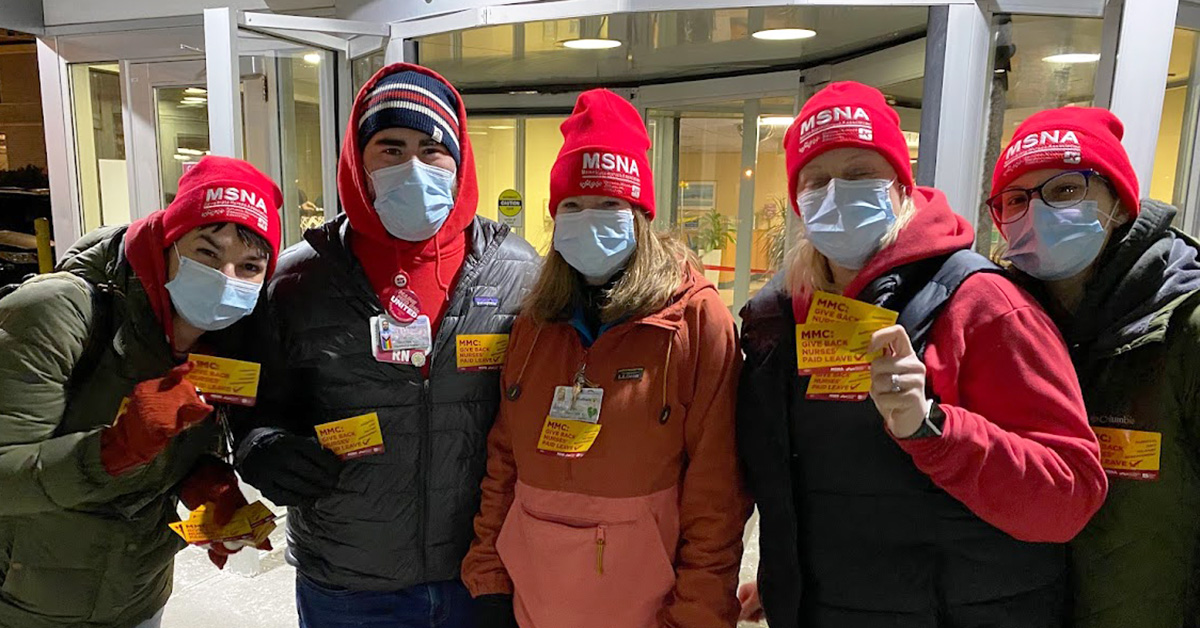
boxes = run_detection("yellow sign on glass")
[187,354,262,407]
[316,412,385,460]
[1094,427,1161,481]
[536,417,603,458]
[456,334,510,372]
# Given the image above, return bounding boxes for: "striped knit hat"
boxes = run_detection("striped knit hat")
[356,69,462,166]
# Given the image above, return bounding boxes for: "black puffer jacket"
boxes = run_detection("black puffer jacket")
[236,214,539,590]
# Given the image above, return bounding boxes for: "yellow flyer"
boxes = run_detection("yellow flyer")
[187,354,262,407]
[808,292,898,326]
[536,417,602,459]
[456,334,510,372]
[169,500,277,545]
[806,369,873,401]
[1094,427,1161,481]
[316,412,385,460]
[795,322,887,375]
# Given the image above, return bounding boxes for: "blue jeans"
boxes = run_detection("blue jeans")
[296,573,476,628]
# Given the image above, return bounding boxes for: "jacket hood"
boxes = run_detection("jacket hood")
[1071,199,1200,352]
[338,63,478,259]
[843,186,975,300]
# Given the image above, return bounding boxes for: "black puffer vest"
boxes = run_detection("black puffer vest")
[738,253,1065,628]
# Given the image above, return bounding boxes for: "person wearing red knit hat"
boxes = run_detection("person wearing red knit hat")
[0,155,282,628]
[989,106,1200,628]
[738,82,1106,628]
[463,88,750,628]
[232,63,540,628]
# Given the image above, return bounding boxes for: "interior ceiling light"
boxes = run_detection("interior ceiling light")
[1043,52,1101,64]
[176,148,205,155]
[488,125,516,130]
[181,96,207,103]
[759,116,795,127]
[184,87,207,95]
[302,52,322,65]
[561,38,622,50]
[752,28,817,41]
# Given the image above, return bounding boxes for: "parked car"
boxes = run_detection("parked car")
[0,187,53,287]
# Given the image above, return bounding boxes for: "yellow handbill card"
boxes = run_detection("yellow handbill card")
[1093,427,1161,481]
[807,291,898,326]
[169,500,277,545]
[315,412,385,460]
[187,354,262,407]
[795,322,888,375]
[536,417,602,459]
[456,334,510,372]
[806,369,873,401]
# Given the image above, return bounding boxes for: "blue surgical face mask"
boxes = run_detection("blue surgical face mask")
[553,209,636,284]
[369,159,456,242]
[798,178,897,270]
[1002,199,1112,281]
[165,248,263,331]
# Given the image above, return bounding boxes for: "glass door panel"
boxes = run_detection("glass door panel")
[156,86,210,207]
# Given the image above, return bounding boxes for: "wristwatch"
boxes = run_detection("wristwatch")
[905,401,946,439]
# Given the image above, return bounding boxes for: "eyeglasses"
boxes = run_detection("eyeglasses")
[987,170,1109,226]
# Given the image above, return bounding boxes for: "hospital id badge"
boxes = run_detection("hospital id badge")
[537,385,605,458]
[370,315,432,367]
[549,385,604,423]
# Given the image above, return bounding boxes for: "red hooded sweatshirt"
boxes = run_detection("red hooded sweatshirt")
[795,187,1107,543]
[339,64,480,337]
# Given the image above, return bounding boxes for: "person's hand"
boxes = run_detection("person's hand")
[738,581,765,623]
[868,325,929,439]
[178,456,272,568]
[237,432,344,507]
[101,363,213,476]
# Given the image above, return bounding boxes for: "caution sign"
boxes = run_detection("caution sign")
[498,189,524,236]
[1094,427,1161,481]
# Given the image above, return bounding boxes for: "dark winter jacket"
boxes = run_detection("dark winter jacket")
[1033,200,1200,628]
[0,226,219,628]
[739,188,1105,628]
[235,214,538,590]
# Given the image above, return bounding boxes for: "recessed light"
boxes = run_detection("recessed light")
[488,125,515,130]
[758,116,795,127]
[752,28,817,41]
[176,148,205,156]
[184,87,207,95]
[302,52,322,65]
[561,38,622,50]
[181,96,207,103]
[1043,53,1101,64]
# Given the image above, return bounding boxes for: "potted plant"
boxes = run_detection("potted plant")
[694,209,735,284]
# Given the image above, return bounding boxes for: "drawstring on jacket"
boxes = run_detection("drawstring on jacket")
[506,324,544,401]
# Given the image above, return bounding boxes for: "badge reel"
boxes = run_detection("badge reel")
[370,272,432,367]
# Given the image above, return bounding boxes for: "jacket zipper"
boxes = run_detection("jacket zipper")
[420,377,431,574]
[595,525,606,575]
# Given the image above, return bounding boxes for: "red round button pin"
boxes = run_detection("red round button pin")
[383,287,421,324]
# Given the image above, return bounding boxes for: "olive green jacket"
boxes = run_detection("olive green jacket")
[1039,202,1200,627]
[0,226,218,628]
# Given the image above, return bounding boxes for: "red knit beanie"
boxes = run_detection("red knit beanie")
[992,107,1140,216]
[785,81,914,215]
[550,89,655,219]
[161,156,283,273]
